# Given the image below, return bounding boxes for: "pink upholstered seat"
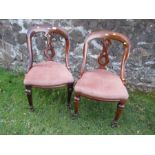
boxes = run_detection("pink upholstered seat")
[75,69,128,101]
[73,31,131,127]
[24,61,74,88]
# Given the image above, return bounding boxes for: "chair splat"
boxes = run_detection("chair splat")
[98,39,111,69]
[44,34,56,61]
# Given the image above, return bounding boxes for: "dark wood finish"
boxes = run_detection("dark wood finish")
[67,83,74,109]
[74,94,80,114]
[80,31,131,84]
[98,39,111,69]
[25,25,73,110]
[44,33,56,61]
[74,31,131,127]
[111,102,125,128]
[26,25,70,72]
[25,85,34,111]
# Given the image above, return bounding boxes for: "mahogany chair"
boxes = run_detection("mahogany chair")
[24,25,74,111]
[73,31,131,127]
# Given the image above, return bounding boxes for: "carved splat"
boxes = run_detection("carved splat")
[44,34,56,61]
[80,31,131,83]
[74,30,131,127]
[98,39,111,69]
[25,25,73,111]
[27,26,70,71]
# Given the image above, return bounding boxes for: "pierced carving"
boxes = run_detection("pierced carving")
[98,39,111,69]
[27,25,70,71]
[80,31,131,83]
[44,34,56,61]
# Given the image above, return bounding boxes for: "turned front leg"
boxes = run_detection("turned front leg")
[74,94,80,114]
[111,101,126,128]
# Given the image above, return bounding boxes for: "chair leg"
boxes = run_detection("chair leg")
[67,83,74,109]
[111,101,126,128]
[25,85,34,111]
[74,94,80,115]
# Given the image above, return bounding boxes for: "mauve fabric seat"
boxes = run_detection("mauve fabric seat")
[75,69,129,101]
[24,61,74,88]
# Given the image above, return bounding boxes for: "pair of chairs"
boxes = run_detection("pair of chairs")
[24,25,131,127]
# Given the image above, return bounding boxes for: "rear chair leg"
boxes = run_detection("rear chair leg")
[67,83,74,109]
[25,85,34,111]
[111,101,125,128]
[74,94,80,116]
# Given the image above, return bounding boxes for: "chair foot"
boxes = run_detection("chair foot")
[111,120,118,128]
[67,105,71,110]
[112,101,126,127]
[25,85,34,111]
[67,83,74,109]
[29,106,35,112]
[73,112,79,117]
[70,111,79,119]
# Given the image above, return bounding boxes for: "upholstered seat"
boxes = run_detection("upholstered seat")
[24,26,74,110]
[73,31,131,127]
[75,69,128,101]
[24,61,74,87]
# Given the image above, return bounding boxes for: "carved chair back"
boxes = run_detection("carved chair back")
[80,31,131,84]
[26,25,70,71]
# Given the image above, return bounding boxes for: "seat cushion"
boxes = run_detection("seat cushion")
[24,61,74,87]
[75,69,128,101]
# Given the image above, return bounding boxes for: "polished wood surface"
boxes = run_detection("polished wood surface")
[25,25,73,110]
[74,31,131,127]
[27,25,70,72]
[80,31,131,84]
[25,85,33,111]
[67,83,74,109]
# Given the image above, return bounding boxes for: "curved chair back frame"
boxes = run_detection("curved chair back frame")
[80,31,131,84]
[27,25,70,72]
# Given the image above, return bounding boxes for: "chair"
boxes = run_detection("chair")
[24,25,74,111]
[73,31,131,127]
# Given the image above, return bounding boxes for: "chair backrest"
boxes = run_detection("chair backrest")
[26,25,70,71]
[80,31,131,84]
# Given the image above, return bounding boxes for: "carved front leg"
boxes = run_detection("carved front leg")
[74,94,80,115]
[111,101,126,128]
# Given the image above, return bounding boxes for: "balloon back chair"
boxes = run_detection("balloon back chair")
[24,25,74,111]
[74,31,131,127]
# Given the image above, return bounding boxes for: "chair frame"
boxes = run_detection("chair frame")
[74,31,131,127]
[25,25,74,111]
